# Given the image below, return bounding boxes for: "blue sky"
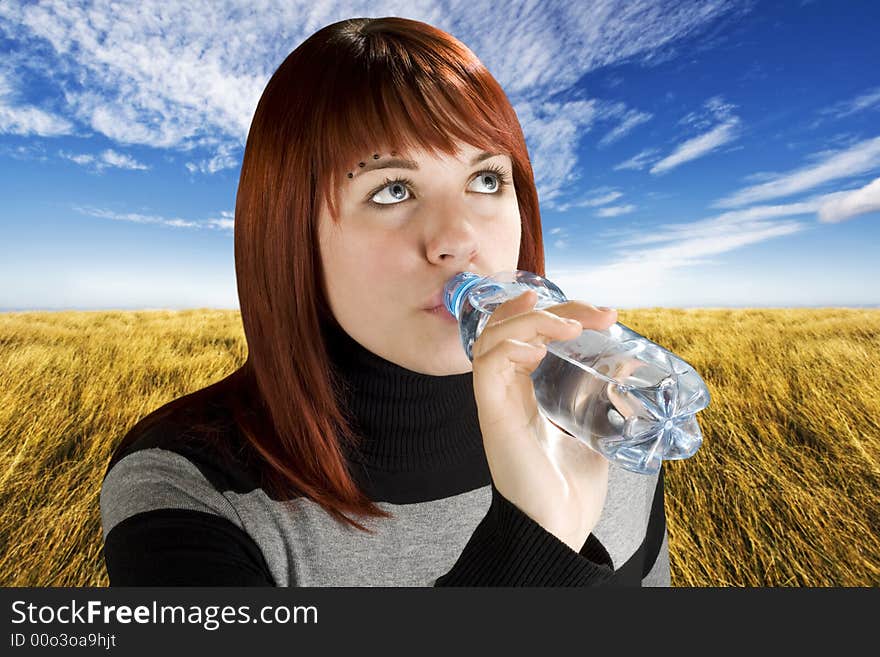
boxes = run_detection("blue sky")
[1,0,878,311]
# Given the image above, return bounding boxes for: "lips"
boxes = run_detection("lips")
[422,270,485,312]
[422,291,445,311]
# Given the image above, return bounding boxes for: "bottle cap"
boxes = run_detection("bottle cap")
[443,272,483,320]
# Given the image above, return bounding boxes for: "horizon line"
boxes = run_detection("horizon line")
[3,304,880,313]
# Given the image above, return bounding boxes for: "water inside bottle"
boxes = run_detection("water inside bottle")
[530,328,708,475]
[451,277,709,475]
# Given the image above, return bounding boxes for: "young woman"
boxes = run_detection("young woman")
[100,16,670,586]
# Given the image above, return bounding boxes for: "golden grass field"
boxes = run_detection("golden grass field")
[1,307,878,586]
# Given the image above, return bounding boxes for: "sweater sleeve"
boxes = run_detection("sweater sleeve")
[100,448,275,586]
[102,508,275,586]
[642,527,670,586]
[641,465,671,586]
[433,483,615,586]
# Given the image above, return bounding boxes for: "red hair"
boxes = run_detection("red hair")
[109,16,547,532]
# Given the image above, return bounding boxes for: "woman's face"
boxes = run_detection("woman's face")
[318,139,522,375]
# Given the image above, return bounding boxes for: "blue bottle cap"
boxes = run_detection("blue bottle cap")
[443,272,483,320]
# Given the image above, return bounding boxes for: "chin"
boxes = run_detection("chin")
[411,344,472,376]
[438,348,473,375]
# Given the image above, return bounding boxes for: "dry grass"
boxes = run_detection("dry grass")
[1,307,878,586]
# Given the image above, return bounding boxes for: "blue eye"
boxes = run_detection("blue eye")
[469,169,504,194]
[366,164,512,210]
[370,179,414,206]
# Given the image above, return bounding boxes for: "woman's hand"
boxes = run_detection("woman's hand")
[471,289,619,551]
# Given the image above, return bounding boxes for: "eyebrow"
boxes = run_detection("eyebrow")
[356,151,504,175]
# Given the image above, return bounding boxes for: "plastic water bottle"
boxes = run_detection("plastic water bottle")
[443,270,710,475]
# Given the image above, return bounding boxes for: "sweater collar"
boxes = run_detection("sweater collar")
[321,317,484,473]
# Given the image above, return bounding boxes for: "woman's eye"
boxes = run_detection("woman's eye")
[370,180,412,206]
[367,168,511,209]
[468,171,504,194]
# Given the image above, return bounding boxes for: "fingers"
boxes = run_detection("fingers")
[476,290,618,360]
[549,302,617,331]
[477,306,582,356]
[475,337,548,378]
[489,291,616,331]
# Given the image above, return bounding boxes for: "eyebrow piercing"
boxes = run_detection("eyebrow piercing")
[346,152,395,180]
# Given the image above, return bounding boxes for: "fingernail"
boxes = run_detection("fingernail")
[597,306,614,312]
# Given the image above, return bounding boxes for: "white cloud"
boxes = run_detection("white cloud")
[59,148,149,171]
[73,205,234,231]
[0,100,74,136]
[60,151,95,166]
[817,176,880,223]
[547,204,810,308]
[554,188,624,211]
[515,98,599,205]
[596,204,636,217]
[626,94,743,175]
[525,96,650,201]
[650,117,740,174]
[714,135,880,208]
[185,141,240,174]
[0,0,743,185]
[546,185,880,305]
[100,149,149,170]
[597,105,652,147]
[583,190,624,206]
[545,223,573,251]
[583,182,878,298]
[612,221,803,269]
[1,0,274,168]
[678,94,737,130]
[815,85,880,124]
[545,231,875,309]
[205,211,236,230]
[546,221,807,308]
[606,199,819,247]
[614,147,661,171]
[462,1,743,98]
[0,69,74,136]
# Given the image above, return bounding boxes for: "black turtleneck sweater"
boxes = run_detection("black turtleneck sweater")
[100,318,670,586]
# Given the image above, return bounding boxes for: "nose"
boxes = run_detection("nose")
[423,202,480,265]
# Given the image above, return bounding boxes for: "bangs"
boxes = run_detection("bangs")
[313,29,518,220]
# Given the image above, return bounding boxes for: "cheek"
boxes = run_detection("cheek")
[498,199,523,251]
[327,231,408,298]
